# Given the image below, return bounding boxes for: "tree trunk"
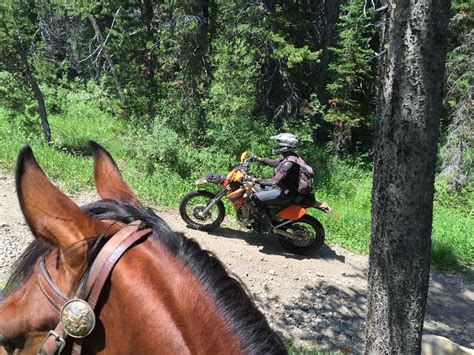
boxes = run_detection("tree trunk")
[365,1,450,354]
[317,0,341,102]
[194,0,213,139]
[263,0,287,123]
[140,0,158,117]
[197,0,212,81]
[68,33,82,76]
[14,39,51,143]
[88,14,128,115]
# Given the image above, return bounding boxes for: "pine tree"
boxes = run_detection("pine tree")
[323,0,374,155]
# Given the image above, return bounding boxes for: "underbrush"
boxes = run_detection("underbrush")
[285,341,349,354]
[0,84,472,273]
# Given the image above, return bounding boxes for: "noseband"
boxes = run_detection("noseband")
[35,221,152,355]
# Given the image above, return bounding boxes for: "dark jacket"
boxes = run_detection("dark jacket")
[257,154,300,192]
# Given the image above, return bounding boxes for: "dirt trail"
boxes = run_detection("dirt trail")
[0,173,472,352]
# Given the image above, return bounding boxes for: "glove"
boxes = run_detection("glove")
[245,176,259,183]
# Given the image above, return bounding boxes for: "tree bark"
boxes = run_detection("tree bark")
[197,0,212,80]
[365,1,450,354]
[194,0,213,138]
[317,0,341,102]
[88,14,128,115]
[140,0,158,117]
[14,39,51,143]
[262,0,287,123]
[68,33,82,76]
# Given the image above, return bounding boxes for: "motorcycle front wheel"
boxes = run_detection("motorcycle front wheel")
[179,190,226,231]
[277,214,325,255]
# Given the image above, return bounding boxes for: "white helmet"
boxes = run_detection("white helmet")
[270,133,299,155]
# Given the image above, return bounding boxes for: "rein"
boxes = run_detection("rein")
[35,221,152,355]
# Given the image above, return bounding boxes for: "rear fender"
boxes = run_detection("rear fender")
[276,205,306,221]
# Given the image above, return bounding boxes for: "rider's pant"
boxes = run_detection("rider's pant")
[254,185,295,206]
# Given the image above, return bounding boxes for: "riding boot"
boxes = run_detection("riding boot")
[257,209,273,233]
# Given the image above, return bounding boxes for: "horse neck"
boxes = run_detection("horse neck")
[85,238,243,355]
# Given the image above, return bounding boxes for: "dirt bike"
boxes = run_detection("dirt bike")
[179,152,332,255]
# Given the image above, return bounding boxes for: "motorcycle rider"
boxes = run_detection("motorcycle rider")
[247,133,307,232]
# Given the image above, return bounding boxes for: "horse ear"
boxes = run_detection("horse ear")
[89,141,140,205]
[16,145,111,252]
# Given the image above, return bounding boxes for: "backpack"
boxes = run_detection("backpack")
[285,156,314,195]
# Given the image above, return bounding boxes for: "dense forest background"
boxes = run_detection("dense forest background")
[0,0,472,271]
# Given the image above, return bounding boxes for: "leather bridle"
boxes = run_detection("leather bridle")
[35,221,152,355]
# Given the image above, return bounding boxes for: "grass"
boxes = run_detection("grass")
[431,206,474,271]
[316,178,372,255]
[0,100,472,274]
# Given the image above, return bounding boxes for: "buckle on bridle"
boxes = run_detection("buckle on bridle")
[60,299,96,338]
[37,330,66,355]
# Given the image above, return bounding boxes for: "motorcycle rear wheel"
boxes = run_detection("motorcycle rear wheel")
[179,190,225,231]
[277,215,325,255]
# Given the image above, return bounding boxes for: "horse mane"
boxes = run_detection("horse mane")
[2,199,286,354]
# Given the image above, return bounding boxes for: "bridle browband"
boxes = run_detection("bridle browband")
[35,221,152,355]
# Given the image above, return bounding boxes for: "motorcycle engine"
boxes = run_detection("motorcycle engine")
[236,206,253,229]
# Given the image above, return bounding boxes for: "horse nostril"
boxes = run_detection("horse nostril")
[0,335,15,353]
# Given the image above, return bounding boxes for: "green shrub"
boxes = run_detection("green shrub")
[0,71,32,113]
[50,82,123,151]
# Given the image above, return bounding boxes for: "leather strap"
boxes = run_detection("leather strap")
[71,226,152,355]
[70,225,151,355]
[86,227,151,308]
[82,221,142,298]
[37,221,152,355]
[36,259,69,311]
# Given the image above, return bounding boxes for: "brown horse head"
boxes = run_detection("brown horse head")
[0,145,117,353]
[0,143,286,354]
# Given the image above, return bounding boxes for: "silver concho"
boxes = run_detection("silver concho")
[60,299,96,338]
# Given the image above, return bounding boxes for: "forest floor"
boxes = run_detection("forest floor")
[0,172,472,353]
